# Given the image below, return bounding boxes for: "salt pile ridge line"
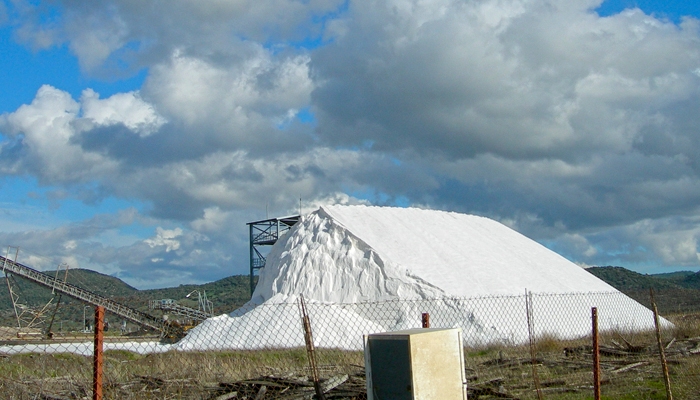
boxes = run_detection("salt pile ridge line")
[178,205,666,351]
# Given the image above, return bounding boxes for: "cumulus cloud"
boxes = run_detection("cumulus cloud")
[3,0,700,287]
[144,227,183,252]
[0,85,115,182]
[630,218,700,266]
[80,89,166,136]
[143,48,314,150]
[7,0,346,73]
[313,0,700,161]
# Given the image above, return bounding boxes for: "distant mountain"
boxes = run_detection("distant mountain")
[586,266,700,314]
[0,268,138,309]
[586,266,682,291]
[135,275,254,313]
[676,271,700,290]
[586,265,700,291]
[651,270,696,281]
[2,264,699,332]
[641,269,700,291]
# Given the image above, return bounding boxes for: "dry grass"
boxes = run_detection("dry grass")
[1,313,700,399]
[459,313,700,399]
[0,347,365,399]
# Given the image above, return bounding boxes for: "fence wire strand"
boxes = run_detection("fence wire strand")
[0,290,699,399]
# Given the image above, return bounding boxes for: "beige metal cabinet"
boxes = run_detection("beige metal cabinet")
[365,328,467,400]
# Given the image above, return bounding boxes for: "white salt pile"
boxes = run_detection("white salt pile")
[175,302,386,351]
[0,341,171,356]
[255,205,622,301]
[177,205,665,350]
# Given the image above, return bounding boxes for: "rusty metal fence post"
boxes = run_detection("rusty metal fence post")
[93,306,104,400]
[525,290,542,400]
[6,291,700,398]
[592,307,600,400]
[298,295,325,400]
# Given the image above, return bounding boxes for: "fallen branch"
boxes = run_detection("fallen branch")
[612,361,649,374]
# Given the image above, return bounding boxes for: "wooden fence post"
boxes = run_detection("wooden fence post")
[422,312,430,328]
[650,289,673,400]
[93,306,104,400]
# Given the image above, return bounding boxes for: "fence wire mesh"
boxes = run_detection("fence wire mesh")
[0,290,699,399]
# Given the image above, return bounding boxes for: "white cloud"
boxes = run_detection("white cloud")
[80,89,166,136]
[559,233,598,258]
[144,227,183,252]
[312,0,700,162]
[8,0,346,72]
[143,48,313,141]
[633,219,700,266]
[65,9,129,71]
[3,0,700,287]
[190,207,231,234]
[0,85,116,181]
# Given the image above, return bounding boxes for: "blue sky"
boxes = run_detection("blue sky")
[2,0,700,288]
[596,0,700,22]
[0,29,146,113]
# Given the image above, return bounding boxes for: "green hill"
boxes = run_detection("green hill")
[3,264,700,333]
[676,271,700,290]
[0,269,135,331]
[133,275,254,313]
[0,268,137,306]
[0,268,253,331]
[651,270,696,281]
[586,266,700,314]
[585,266,682,291]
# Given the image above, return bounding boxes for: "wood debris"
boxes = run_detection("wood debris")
[460,333,700,398]
[612,361,649,374]
[207,373,363,400]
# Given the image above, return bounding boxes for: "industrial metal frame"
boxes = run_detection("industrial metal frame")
[247,215,300,295]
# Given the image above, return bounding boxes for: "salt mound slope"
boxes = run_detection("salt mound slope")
[254,205,621,302]
[179,205,665,350]
[175,301,386,351]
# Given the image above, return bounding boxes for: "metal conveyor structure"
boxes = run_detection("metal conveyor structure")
[1,254,183,341]
[149,299,212,321]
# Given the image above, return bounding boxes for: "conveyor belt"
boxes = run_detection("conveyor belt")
[1,255,182,340]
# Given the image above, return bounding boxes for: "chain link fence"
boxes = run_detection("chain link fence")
[1,290,699,399]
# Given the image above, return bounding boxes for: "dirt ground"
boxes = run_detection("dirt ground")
[0,326,42,340]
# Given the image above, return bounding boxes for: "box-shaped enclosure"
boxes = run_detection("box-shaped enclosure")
[364,328,467,400]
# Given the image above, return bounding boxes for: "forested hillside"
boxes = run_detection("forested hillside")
[587,266,700,313]
[0,269,254,330]
[2,265,699,332]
